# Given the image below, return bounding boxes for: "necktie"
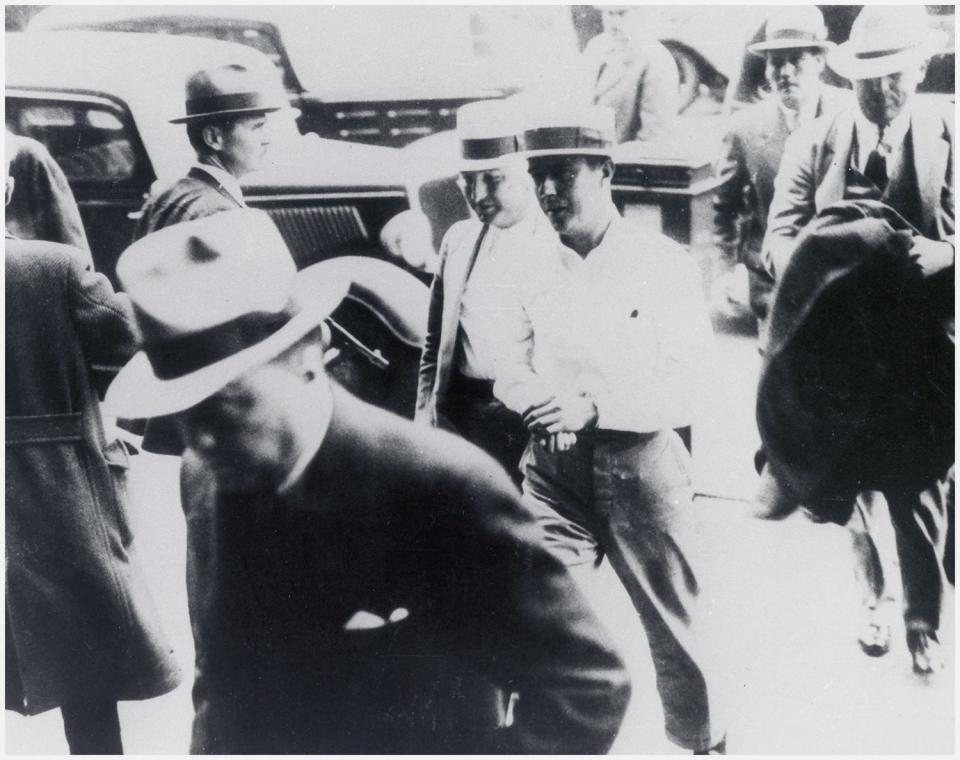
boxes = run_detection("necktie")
[864,127,888,192]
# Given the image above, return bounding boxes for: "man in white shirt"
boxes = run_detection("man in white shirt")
[495,105,725,754]
[758,5,954,675]
[416,100,559,484]
[135,63,288,237]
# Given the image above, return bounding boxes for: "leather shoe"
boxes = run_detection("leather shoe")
[907,628,944,675]
[694,738,726,755]
[857,609,891,657]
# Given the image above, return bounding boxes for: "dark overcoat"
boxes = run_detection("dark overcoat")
[181,385,630,754]
[5,238,181,715]
[133,166,242,239]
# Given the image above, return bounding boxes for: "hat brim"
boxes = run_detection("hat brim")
[522,147,614,160]
[459,154,525,172]
[748,39,834,56]
[169,104,288,124]
[104,263,349,419]
[828,31,947,80]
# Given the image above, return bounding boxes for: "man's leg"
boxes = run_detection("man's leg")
[61,699,123,755]
[885,472,951,675]
[593,430,724,754]
[848,491,898,656]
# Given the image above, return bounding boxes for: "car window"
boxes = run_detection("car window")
[6,97,145,185]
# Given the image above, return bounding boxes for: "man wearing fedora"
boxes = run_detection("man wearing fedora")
[105,208,630,754]
[713,6,848,331]
[416,99,562,484]
[494,105,724,754]
[134,63,287,237]
[760,5,954,676]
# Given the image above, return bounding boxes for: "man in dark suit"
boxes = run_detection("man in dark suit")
[713,6,846,328]
[5,142,181,754]
[760,5,954,675]
[134,63,288,237]
[105,208,631,754]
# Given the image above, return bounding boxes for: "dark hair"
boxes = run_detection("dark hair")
[185,118,238,156]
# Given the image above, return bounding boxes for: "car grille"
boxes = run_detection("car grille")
[264,204,369,267]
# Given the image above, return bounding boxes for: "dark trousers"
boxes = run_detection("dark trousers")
[443,373,528,487]
[61,699,122,754]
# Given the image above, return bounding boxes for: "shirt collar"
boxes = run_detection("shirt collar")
[855,107,911,157]
[193,162,245,205]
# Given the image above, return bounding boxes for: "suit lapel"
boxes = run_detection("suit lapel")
[188,166,245,208]
[906,107,949,235]
[815,112,855,211]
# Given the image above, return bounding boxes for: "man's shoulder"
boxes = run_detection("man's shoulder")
[6,237,88,276]
[139,174,237,232]
[727,97,780,136]
[441,219,483,249]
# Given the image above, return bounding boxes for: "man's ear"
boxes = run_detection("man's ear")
[5,176,14,207]
[600,157,615,182]
[201,124,225,152]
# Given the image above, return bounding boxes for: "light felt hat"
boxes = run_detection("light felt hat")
[170,63,290,124]
[457,99,525,172]
[828,5,947,80]
[521,104,616,159]
[105,209,348,419]
[748,6,834,56]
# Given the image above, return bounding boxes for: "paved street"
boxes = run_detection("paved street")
[7,329,954,754]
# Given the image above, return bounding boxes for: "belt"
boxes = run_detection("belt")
[6,413,83,445]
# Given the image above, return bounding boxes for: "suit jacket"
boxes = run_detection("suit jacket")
[181,384,630,754]
[584,32,679,143]
[6,135,90,256]
[763,100,955,278]
[5,238,181,714]
[134,166,244,239]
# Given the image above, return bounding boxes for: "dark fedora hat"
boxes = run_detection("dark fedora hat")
[169,63,290,124]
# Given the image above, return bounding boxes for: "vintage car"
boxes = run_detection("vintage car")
[6,30,429,417]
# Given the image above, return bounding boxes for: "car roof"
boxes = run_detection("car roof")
[6,31,408,189]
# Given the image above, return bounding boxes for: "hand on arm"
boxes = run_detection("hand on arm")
[523,392,598,436]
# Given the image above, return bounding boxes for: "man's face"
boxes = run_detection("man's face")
[175,359,306,493]
[765,49,824,111]
[216,113,271,177]
[854,63,926,127]
[602,8,641,47]
[528,155,610,237]
[459,162,532,228]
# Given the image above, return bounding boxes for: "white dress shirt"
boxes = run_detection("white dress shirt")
[853,108,911,172]
[494,206,714,433]
[193,162,246,207]
[457,209,557,379]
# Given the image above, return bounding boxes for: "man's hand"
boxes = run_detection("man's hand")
[535,432,578,453]
[910,236,954,278]
[523,393,598,435]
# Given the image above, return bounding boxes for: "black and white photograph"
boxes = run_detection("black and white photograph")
[4,3,955,755]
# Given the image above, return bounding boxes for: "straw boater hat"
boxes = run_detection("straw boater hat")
[521,104,616,159]
[747,6,834,56]
[456,99,525,172]
[105,209,348,419]
[828,5,947,81]
[169,63,290,124]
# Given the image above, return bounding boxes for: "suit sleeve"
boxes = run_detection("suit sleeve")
[66,253,139,370]
[414,232,452,424]
[713,124,749,263]
[439,466,630,754]
[634,44,680,143]
[761,125,819,279]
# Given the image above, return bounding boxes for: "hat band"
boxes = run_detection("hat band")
[767,28,823,43]
[143,302,300,381]
[461,135,521,161]
[854,44,923,60]
[523,126,612,153]
[185,91,275,118]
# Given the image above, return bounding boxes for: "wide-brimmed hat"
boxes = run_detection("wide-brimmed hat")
[521,104,616,159]
[748,6,834,56]
[169,63,290,124]
[829,5,947,80]
[456,99,525,172]
[105,209,349,419]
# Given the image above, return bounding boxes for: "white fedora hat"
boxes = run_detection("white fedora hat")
[105,209,348,419]
[521,103,616,159]
[829,5,947,80]
[456,99,525,172]
[748,6,834,56]
[169,63,292,124]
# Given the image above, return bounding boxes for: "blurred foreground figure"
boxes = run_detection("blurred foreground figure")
[417,100,557,484]
[105,209,630,754]
[759,5,954,677]
[5,131,90,254]
[5,140,181,754]
[495,105,725,754]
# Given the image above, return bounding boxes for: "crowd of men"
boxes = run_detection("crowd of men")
[5,4,954,755]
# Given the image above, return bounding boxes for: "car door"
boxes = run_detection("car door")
[6,90,154,285]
